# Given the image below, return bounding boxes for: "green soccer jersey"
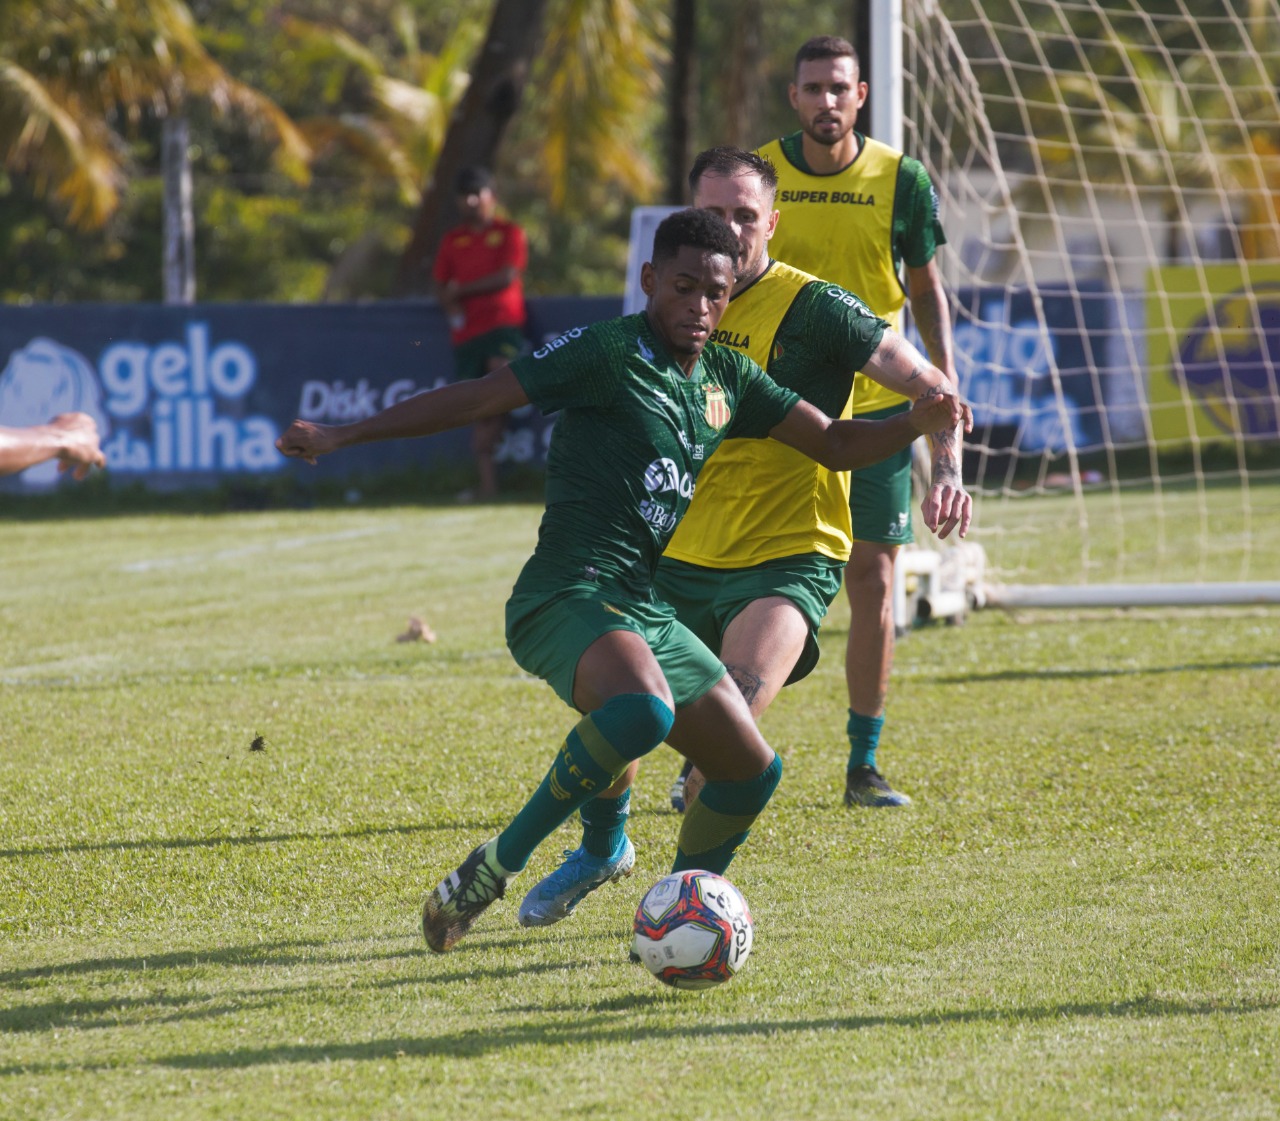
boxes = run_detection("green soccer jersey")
[665,260,889,568]
[507,312,801,608]
[761,270,888,414]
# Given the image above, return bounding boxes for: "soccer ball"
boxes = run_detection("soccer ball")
[630,870,753,990]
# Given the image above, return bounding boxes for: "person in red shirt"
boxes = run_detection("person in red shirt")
[432,166,529,501]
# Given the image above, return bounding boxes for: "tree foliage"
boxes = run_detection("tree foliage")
[11,0,1267,301]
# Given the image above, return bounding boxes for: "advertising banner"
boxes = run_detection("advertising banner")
[0,297,620,492]
[1147,263,1280,442]
[945,285,1115,454]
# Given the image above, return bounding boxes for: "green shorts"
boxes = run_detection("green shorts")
[850,402,915,545]
[652,553,845,686]
[505,585,726,712]
[453,326,528,381]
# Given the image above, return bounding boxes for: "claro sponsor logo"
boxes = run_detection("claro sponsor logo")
[825,286,873,318]
[533,326,588,360]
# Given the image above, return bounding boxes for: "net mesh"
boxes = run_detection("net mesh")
[902,0,1280,589]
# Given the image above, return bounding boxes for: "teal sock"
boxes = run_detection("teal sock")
[846,709,885,772]
[580,792,631,859]
[496,693,672,873]
[672,755,782,875]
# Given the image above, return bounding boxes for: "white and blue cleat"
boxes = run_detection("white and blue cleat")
[517,838,636,927]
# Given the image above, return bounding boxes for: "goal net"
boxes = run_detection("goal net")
[900,0,1280,607]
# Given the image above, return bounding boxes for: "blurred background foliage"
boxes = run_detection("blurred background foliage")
[9,0,1263,303]
[0,0,858,303]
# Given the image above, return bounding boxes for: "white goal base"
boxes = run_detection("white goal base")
[983,581,1280,610]
[894,542,988,631]
[894,544,1280,625]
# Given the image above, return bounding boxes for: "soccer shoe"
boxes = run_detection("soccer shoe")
[844,765,913,808]
[421,838,510,953]
[517,837,636,927]
[669,773,687,813]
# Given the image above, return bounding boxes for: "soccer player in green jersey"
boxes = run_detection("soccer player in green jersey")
[276,208,965,953]
[518,148,971,928]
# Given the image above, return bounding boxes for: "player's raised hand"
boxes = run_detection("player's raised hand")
[276,420,341,465]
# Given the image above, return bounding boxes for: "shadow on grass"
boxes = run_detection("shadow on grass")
[3,994,1273,1075]
[0,922,614,992]
[0,818,505,860]
[0,957,589,1036]
[0,988,303,1035]
[0,937,429,986]
[0,941,350,982]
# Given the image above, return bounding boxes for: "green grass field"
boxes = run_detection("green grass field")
[3,503,1278,1120]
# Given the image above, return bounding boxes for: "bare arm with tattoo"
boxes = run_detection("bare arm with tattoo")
[907,260,956,390]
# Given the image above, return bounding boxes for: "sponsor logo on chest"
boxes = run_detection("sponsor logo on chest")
[778,189,875,206]
[709,329,750,349]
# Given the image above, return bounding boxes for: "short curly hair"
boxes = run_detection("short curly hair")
[651,208,740,266]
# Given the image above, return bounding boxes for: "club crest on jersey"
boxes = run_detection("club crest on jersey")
[703,384,730,430]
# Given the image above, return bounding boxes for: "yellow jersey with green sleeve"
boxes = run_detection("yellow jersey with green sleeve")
[662,259,888,568]
[505,312,801,615]
[755,131,946,415]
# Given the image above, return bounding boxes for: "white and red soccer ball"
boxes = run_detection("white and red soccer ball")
[630,870,753,990]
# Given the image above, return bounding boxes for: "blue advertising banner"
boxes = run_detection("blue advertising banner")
[945,285,1116,455]
[3,285,1138,492]
[0,297,620,491]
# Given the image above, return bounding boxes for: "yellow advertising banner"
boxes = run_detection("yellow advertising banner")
[1147,263,1280,442]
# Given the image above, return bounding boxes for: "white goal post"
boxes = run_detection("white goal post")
[880,0,1280,613]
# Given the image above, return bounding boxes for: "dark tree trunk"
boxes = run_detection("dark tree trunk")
[723,0,763,149]
[853,0,872,137]
[666,0,697,205]
[395,0,550,295]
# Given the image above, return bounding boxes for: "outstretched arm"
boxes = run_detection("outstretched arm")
[276,366,530,464]
[769,389,972,538]
[860,327,970,487]
[768,389,966,472]
[858,329,948,401]
[0,414,105,479]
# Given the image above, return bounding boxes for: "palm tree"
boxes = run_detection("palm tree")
[0,0,310,301]
[533,0,667,211]
[276,9,483,210]
[395,0,669,294]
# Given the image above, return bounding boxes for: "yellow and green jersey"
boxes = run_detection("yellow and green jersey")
[662,260,888,568]
[507,312,800,608]
[755,131,945,415]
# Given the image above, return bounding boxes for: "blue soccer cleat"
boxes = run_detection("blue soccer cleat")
[517,838,636,927]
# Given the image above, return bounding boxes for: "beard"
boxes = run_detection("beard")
[804,116,848,146]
